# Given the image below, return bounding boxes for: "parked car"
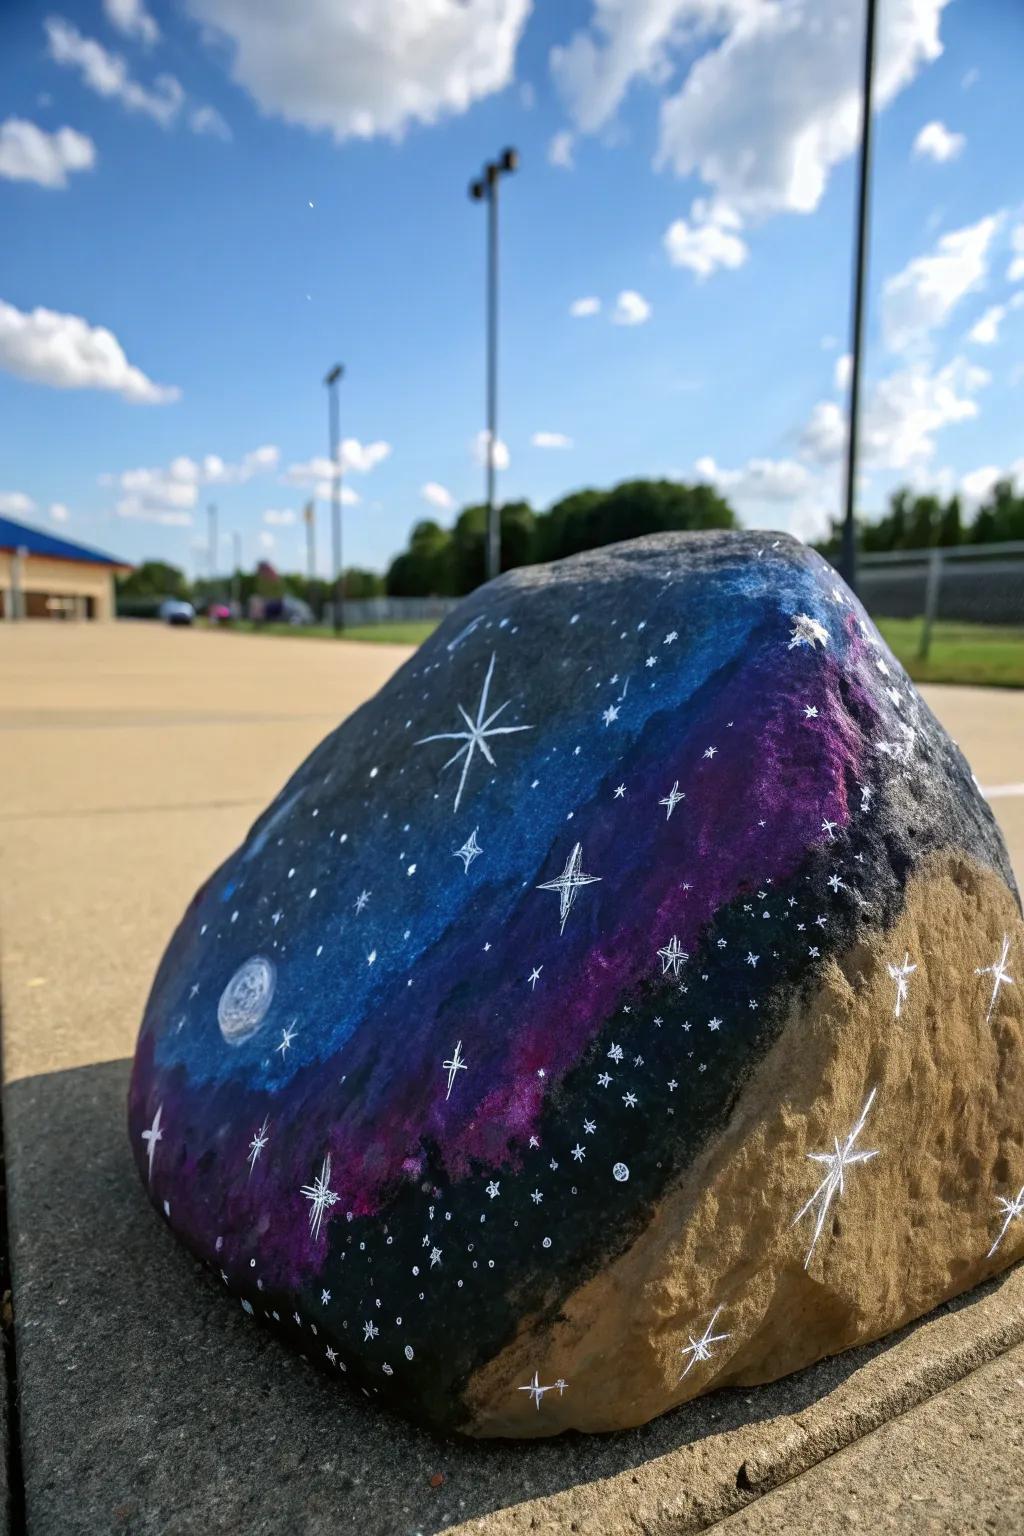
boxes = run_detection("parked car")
[159,598,195,626]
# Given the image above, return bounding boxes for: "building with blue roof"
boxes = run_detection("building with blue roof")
[1,515,130,621]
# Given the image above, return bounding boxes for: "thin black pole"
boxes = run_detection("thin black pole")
[841,0,878,594]
[326,368,344,632]
[486,169,500,582]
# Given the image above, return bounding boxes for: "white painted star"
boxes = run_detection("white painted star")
[528,965,543,989]
[518,1370,565,1410]
[975,934,1014,1024]
[886,952,917,1019]
[703,745,718,760]
[793,1088,880,1268]
[537,843,601,934]
[454,828,483,872]
[803,705,819,719]
[602,704,620,726]
[300,1154,339,1242]
[415,652,532,812]
[247,1115,270,1174]
[987,1183,1024,1258]
[141,1103,163,1187]
[614,784,626,799]
[788,613,830,651]
[571,1143,586,1162]
[678,1306,730,1380]
[657,935,689,978]
[485,1180,500,1199]
[442,1040,468,1100]
[659,781,685,819]
[745,952,759,967]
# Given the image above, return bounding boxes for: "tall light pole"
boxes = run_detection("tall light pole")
[207,503,218,595]
[304,499,317,584]
[324,364,344,632]
[470,147,518,583]
[840,0,878,595]
[231,530,242,613]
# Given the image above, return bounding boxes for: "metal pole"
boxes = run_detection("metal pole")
[305,499,316,585]
[232,530,242,613]
[208,503,218,594]
[918,546,942,661]
[840,0,878,596]
[486,168,500,582]
[326,366,344,633]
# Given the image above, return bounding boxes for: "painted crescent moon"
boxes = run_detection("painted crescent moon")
[218,956,276,1045]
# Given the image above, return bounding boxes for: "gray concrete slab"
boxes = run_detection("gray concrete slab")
[5,1056,1024,1536]
[708,1341,1024,1535]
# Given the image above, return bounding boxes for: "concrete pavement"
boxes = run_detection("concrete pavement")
[1,621,1022,1534]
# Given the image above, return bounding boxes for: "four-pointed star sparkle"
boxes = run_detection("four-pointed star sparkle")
[793,1088,880,1268]
[537,842,602,934]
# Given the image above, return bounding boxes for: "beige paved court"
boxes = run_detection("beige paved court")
[1,621,1021,1084]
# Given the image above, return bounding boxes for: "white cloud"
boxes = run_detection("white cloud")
[961,66,979,90]
[820,333,839,351]
[548,129,574,168]
[184,0,531,142]
[569,295,601,317]
[49,502,70,522]
[258,530,275,551]
[664,198,748,278]
[110,443,279,519]
[45,18,185,128]
[282,452,369,502]
[696,453,812,501]
[801,356,989,471]
[117,503,194,526]
[967,304,1006,346]
[0,491,36,516]
[695,452,831,540]
[882,214,1000,354]
[612,289,651,325]
[800,400,847,464]
[0,297,179,403]
[103,0,159,46]
[1007,222,1024,283]
[421,481,455,510]
[912,120,964,163]
[474,430,510,470]
[0,118,96,188]
[959,465,1001,506]
[340,438,390,473]
[555,0,948,220]
[189,104,232,140]
[532,431,573,449]
[834,353,852,391]
[262,508,296,525]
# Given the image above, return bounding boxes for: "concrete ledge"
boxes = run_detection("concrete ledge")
[4,1057,1023,1535]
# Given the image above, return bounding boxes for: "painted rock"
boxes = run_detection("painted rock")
[129,530,1023,1437]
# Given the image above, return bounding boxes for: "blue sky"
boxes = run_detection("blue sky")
[1,0,1022,578]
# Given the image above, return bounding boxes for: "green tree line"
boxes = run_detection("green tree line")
[814,478,1024,559]
[386,478,737,596]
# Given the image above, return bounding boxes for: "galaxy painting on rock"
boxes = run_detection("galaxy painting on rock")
[129,531,1022,1437]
